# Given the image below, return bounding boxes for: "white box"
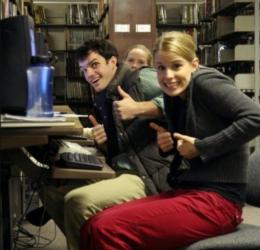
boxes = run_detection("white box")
[235,73,254,89]
[235,44,257,61]
[235,15,254,32]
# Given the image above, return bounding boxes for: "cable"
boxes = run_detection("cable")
[11,141,63,248]
[20,147,50,169]
[13,174,58,249]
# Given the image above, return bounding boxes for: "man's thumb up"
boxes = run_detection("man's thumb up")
[88,114,99,126]
[117,85,131,99]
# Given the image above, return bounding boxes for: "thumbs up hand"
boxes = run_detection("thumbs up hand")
[150,122,174,153]
[113,86,139,120]
[173,133,199,159]
[88,115,107,145]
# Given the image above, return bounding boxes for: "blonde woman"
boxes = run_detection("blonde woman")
[124,44,153,70]
[80,31,260,249]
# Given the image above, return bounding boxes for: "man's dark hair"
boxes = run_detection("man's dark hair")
[75,39,119,61]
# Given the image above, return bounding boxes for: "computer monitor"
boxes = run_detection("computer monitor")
[0,15,36,115]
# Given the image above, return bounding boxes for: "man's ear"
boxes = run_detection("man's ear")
[109,56,118,66]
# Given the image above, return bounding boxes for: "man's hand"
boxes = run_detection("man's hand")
[150,122,174,153]
[113,86,139,120]
[88,115,107,145]
[174,133,199,159]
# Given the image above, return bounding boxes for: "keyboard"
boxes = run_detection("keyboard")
[56,152,103,170]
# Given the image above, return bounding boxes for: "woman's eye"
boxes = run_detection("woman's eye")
[127,58,134,63]
[138,60,146,65]
[172,64,182,70]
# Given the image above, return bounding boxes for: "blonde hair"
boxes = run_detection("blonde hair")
[153,31,197,63]
[124,44,153,66]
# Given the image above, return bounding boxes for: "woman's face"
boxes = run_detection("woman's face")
[125,48,149,70]
[154,51,198,99]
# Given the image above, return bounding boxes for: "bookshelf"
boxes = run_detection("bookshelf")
[33,1,100,118]
[1,0,19,18]
[98,0,108,38]
[199,1,255,93]
[156,0,204,47]
[100,0,156,58]
[199,0,259,149]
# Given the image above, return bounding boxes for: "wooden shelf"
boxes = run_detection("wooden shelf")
[35,24,99,29]
[98,4,109,23]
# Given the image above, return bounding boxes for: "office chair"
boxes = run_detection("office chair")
[182,148,260,250]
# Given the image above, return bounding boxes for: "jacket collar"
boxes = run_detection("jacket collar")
[106,63,130,100]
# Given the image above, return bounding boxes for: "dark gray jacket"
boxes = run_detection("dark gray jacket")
[94,64,171,194]
[165,66,260,185]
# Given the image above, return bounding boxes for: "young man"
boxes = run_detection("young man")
[42,39,171,250]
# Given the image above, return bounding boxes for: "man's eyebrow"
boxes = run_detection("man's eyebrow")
[88,58,98,66]
[80,58,98,69]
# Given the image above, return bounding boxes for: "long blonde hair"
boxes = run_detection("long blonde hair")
[153,31,197,63]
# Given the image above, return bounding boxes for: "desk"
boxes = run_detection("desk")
[52,164,116,179]
[0,106,114,250]
[0,105,83,250]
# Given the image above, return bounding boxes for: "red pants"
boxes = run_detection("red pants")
[80,189,242,250]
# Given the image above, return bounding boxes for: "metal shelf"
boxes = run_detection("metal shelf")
[157,23,200,29]
[211,1,253,17]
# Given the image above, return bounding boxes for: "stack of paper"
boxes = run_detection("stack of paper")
[0,114,75,128]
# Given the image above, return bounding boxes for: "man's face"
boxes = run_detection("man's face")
[79,52,117,92]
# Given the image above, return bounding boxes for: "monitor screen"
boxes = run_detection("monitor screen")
[0,15,35,115]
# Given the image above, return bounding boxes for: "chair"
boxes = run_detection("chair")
[182,148,260,250]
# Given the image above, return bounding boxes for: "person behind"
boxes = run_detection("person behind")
[80,31,260,250]
[42,38,171,250]
[124,44,153,70]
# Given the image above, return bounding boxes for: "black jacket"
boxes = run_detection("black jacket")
[94,64,171,194]
[165,66,260,188]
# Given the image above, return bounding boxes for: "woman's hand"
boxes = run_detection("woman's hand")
[174,133,199,159]
[150,122,174,153]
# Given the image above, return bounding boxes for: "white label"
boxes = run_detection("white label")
[115,24,130,32]
[135,24,151,33]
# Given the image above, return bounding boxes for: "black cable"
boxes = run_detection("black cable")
[13,172,58,249]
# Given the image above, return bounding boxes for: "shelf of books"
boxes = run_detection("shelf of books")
[33,1,100,113]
